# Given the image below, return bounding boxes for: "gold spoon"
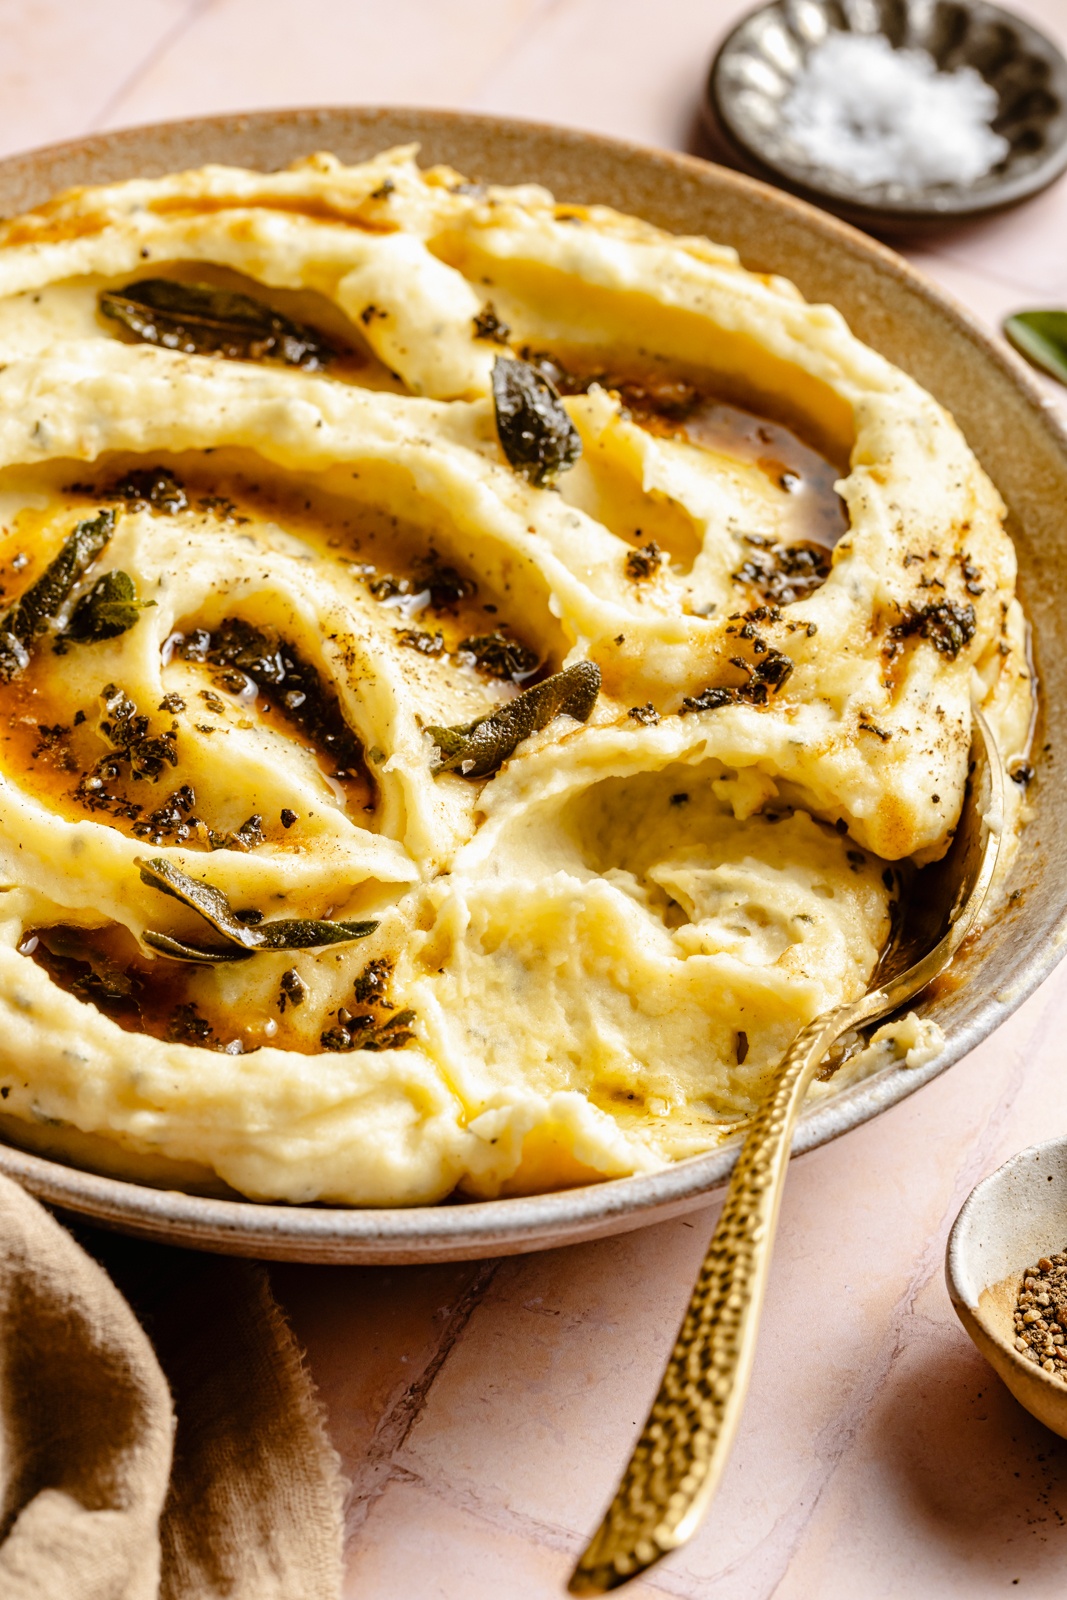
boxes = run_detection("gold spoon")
[569,709,1004,1594]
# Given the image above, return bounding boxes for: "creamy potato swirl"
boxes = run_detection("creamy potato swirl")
[0,148,1033,1203]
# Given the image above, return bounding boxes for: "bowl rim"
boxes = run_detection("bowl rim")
[0,102,1064,1261]
[706,0,1067,228]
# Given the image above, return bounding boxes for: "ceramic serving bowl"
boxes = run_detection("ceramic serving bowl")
[0,107,1064,1263]
[947,1139,1067,1438]
[706,0,1067,232]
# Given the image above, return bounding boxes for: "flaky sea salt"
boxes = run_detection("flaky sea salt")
[780,32,1009,189]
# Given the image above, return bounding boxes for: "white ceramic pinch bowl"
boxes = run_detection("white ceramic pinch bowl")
[947,1138,1067,1438]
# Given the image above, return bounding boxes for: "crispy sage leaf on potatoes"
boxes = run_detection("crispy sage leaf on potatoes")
[252,918,380,950]
[62,569,155,644]
[0,509,114,681]
[142,931,253,966]
[472,303,510,345]
[428,661,600,779]
[183,618,367,782]
[111,467,189,515]
[138,856,378,963]
[99,279,337,371]
[1003,311,1067,388]
[889,601,977,661]
[492,356,582,486]
[457,630,539,681]
[321,1009,417,1053]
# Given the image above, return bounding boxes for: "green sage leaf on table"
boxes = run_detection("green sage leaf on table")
[63,570,155,644]
[492,356,582,486]
[428,660,600,779]
[99,279,338,371]
[0,509,114,681]
[137,855,378,963]
[1003,311,1067,388]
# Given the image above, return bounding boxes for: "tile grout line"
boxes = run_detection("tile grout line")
[369,1459,695,1599]
[747,990,1060,1600]
[333,1253,724,1598]
[343,1257,501,1546]
[337,1247,701,1595]
[85,0,220,136]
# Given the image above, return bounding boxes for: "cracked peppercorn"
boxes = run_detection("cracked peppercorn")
[1012,1249,1067,1378]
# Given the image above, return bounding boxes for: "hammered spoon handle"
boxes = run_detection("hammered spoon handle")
[569,710,1002,1594]
[567,1002,869,1594]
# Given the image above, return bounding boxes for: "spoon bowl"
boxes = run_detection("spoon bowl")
[948,1138,1067,1439]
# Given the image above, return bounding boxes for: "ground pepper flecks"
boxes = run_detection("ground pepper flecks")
[1013,1250,1067,1377]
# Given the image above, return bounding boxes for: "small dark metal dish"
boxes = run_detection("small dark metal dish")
[706,0,1067,232]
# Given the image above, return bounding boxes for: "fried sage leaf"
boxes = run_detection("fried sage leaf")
[0,510,114,681]
[491,356,582,487]
[98,683,177,780]
[428,660,600,779]
[142,931,252,965]
[457,630,539,681]
[138,856,377,963]
[62,570,155,644]
[321,1008,417,1052]
[253,918,380,950]
[99,279,337,371]
[679,648,795,714]
[186,618,367,782]
[110,467,189,515]
[1003,311,1067,388]
[889,601,977,661]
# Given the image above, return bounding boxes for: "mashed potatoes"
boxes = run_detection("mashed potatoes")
[0,148,1033,1203]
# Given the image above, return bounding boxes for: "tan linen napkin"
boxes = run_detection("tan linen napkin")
[0,1173,344,1600]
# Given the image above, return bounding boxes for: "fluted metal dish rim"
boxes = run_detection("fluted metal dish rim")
[705,0,1067,231]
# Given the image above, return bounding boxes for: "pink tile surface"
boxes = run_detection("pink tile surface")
[93,0,550,129]
[4,1,1067,1592]
[0,0,195,159]
[343,1478,664,1599]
